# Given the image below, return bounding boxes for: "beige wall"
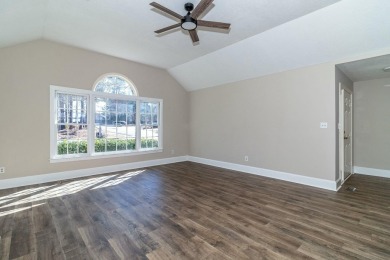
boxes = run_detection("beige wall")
[1,39,388,184]
[354,78,390,170]
[190,63,336,181]
[0,40,189,180]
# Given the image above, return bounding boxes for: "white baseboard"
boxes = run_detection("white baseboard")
[0,155,339,191]
[188,156,337,191]
[0,156,188,190]
[335,177,343,191]
[354,166,390,178]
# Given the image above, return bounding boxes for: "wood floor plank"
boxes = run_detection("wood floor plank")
[178,217,252,259]
[8,204,35,259]
[35,234,65,260]
[49,197,90,257]
[0,208,15,259]
[0,162,388,259]
[33,203,64,259]
[78,225,120,260]
[108,233,148,260]
[0,231,12,260]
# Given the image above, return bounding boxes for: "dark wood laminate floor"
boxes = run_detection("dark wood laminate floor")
[0,162,389,259]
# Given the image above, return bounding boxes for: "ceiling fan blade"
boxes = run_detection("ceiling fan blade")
[191,0,214,19]
[154,23,181,34]
[150,2,183,20]
[197,20,231,30]
[189,30,199,43]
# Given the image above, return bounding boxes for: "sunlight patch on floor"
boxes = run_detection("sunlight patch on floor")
[0,185,56,205]
[0,175,116,209]
[91,170,145,190]
[0,203,45,217]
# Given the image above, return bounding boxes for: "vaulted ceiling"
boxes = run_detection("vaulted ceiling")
[1,0,390,91]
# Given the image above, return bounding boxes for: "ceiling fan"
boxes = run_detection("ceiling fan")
[150,0,231,43]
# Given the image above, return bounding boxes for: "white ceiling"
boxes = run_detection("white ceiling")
[337,55,390,82]
[1,0,390,91]
[169,0,390,90]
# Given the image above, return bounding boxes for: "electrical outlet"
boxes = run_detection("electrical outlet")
[0,167,5,174]
[244,156,249,162]
[171,149,175,155]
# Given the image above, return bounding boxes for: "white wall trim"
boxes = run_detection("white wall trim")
[0,155,340,191]
[188,156,337,191]
[335,177,343,191]
[0,156,188,190]
[354,166,390,178]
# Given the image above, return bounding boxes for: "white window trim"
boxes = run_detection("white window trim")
[50,85,163,163]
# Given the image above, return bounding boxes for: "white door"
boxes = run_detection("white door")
[339,84,353,182]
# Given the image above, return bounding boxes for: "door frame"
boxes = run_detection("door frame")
[338,83,353,183]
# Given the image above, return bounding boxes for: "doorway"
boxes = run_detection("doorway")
[339,83,353,183]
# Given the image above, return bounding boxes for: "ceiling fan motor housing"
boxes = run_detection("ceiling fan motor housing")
[184,3,194,12]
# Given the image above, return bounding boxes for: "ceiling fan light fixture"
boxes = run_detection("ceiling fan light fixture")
[181,15,197,30]
[151,0,230,43]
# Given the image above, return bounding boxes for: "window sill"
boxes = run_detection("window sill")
[50,149,163,163]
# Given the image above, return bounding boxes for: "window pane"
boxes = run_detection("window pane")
[76,126,88,154]
[139,101,159,150]
[94,99,138,153]
[55,92,88,156]
[152,103,158,114]
[95,97,107,112]
[95,111,106,126]
[76,125,88,139]
[145,103,151,113]
[79,110,87,124]
[126,125,136,151]
[56,125,88,155]
[57,141,67,155]
[118,125,136,151]
[144,114,151,125]
[57,109,66,123]
[140,102,146,114]
[127,102,136,114]
[152,114,158,125]
[94,75,136,96]
[95,138,106,153]
[141,138,159,149]
[107,112,117,126]
[127,138,136,150]
[141,126,159,149]
[106,139,117,152]
[78,141,88,154]
[125,125,136,139]
[117,100,126,113]
[127,113,136,125]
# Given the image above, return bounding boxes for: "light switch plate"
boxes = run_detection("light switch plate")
[320,122,328,128]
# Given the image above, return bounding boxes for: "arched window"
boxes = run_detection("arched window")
[94,74,138,96]
[50,73,162,162]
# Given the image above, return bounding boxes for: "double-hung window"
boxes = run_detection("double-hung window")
[50,75,162,162]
